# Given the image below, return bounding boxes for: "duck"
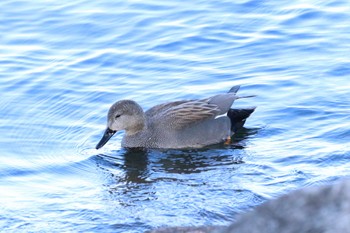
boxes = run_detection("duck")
[96,85,255,149]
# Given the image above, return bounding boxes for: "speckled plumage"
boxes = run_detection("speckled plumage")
[96,85,255,149]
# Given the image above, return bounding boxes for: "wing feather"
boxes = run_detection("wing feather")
[161,101,220,129]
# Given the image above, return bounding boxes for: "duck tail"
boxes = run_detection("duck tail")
[228,85,257,98]
[237,95,257,99]
[227,107,256,133]
[228,85,241,94]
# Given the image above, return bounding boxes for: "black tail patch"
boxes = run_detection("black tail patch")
[227,107,256,133]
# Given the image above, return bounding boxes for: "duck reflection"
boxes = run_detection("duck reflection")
[95,148,150,184]
[93,128,257,206]
[95,127,257,185]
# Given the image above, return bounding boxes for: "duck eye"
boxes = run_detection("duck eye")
[115,114,121,119]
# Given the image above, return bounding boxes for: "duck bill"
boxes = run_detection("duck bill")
[96,128,116,149]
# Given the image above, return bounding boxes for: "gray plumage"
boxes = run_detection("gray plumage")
[96,85,255,149]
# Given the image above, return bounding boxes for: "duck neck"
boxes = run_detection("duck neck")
[125,114,147,136]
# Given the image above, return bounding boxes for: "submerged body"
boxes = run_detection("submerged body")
[96,85,255,149]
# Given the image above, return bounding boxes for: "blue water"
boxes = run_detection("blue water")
[1,0,350,232]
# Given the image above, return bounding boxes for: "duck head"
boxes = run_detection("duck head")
[96,100,145,149]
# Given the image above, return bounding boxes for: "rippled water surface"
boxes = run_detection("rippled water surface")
[1,0,350,232]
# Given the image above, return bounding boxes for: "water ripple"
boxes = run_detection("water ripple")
[1,0,350,232]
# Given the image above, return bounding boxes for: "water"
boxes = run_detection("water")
[1,0,350,232]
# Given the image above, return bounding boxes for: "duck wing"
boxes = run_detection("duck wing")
[145,100,188,118]
[146,86,244,129]
[201,92,239,115]
[153,100,221,129]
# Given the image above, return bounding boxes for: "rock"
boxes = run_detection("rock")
[149,179,350,233]
[224,179,350,233]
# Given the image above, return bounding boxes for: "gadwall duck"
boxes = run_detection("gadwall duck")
[96,85,255,149]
